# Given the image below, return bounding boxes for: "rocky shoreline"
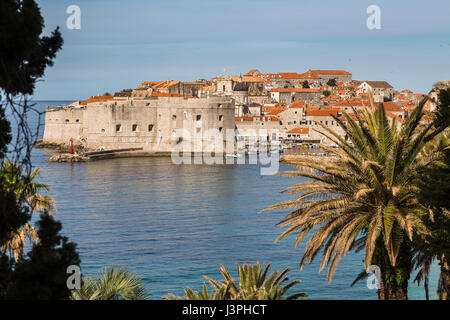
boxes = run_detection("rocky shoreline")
[47,153,91,162]
[34,139,94,153]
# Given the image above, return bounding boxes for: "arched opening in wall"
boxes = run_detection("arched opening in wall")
[65,119,69,123]
[219,127,223,132]
[76,119,80,123]
[132,124,138,132]
[148,124,154,132]
[218,104,223,108]
[101,129,105,133]
[218,115,223,121]
[116,124,122,132]
[172,115,176,120]
[196,115,201,121]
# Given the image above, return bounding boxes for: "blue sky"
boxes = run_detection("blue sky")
[35,0,450,100]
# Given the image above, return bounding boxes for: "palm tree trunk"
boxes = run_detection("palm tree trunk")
[373,238,412,300]
[439,253,450,300]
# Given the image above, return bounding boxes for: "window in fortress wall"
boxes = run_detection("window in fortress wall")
[116,124,122,132]
[148,124,154,132]
[132,124,138,132]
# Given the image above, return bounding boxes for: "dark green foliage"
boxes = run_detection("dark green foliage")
[434,88,450,131]
[322,90,331,97]
[5,213,81,299]
[413,126,450,299]
[71,266,149,300]
[372,237,412,299]
[166,263,307,300]
[0,106,11,159]
[326,78,337,87]
[416,151,450,210]
[0,190,30,246]
[0,1,71,300]
[302,81,310,89]
[0,0,63,96]
[0,249,14,297]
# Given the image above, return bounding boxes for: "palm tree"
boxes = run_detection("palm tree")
[166,262,307,300]
[71,266,149,300]
[263,94,446,299]
[0,161,56,261]
[165,282,228,300]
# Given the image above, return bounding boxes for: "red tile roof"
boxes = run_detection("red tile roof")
[269,88,320,93]
[311,70,352,75]
[245,69,259,76]
[306,108,340,117]
[263,106,285,115]
[286,127,309,134]
[150,92,183,97]
[277,72,303,79]
[298,71,320,79]
[382,102,405,112]
[289,101,307,108]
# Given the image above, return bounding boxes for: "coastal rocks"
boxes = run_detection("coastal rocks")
[47,153,91,162]
[34,139,90,153]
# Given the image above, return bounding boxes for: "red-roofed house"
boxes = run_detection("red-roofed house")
[358,81,394,102]
[305,108,342,129]
[382,102,407,120]
[282,127,311,140]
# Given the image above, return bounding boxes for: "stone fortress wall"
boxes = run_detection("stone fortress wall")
[43,96,235,153]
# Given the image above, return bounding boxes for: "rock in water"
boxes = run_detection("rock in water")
[47,153,91,162]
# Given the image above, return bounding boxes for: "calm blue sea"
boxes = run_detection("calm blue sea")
[5,101,440,299]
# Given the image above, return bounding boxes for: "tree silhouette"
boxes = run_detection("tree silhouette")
[0,0,80,300]
[6,213,81,299]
